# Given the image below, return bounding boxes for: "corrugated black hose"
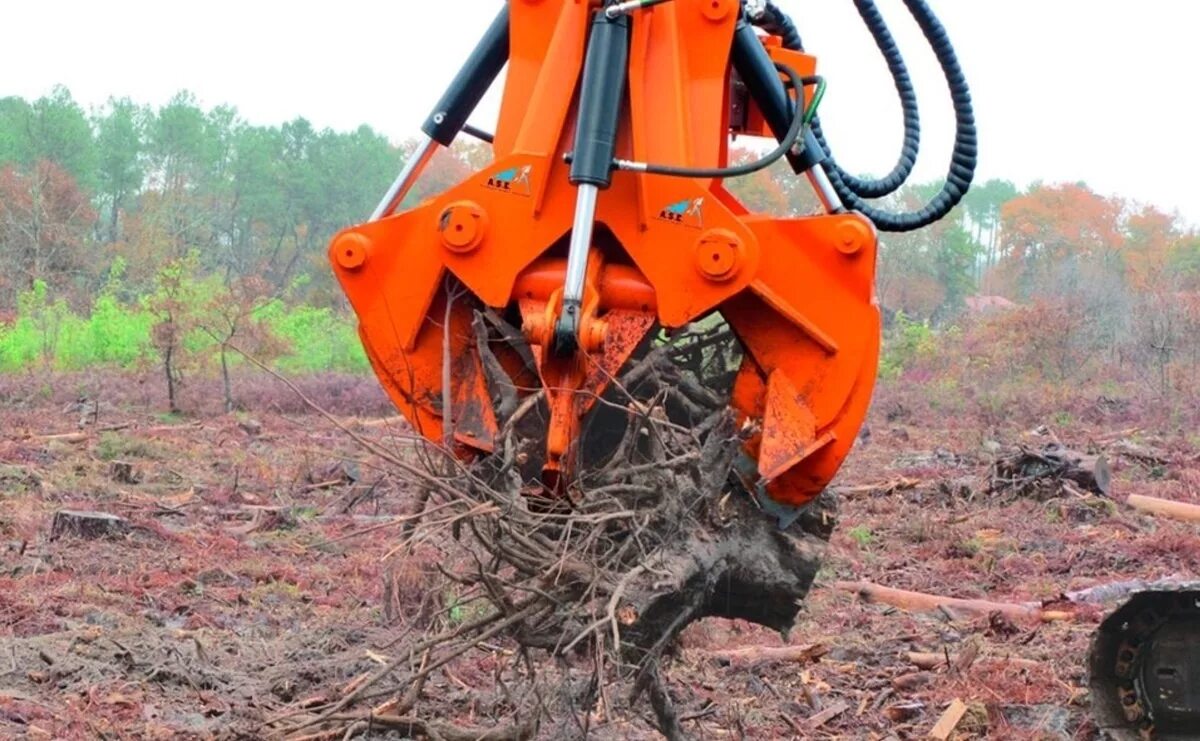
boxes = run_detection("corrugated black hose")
[757,0,919,199]
[754,0,977,232]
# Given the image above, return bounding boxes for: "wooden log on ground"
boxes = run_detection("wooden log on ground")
[906,649,1040,673]
[1064,577,1183,604]
[1127,494,1200,523]
[1111,440,1169,465]
[699,643,827,668]
[340,415,406,430]
[907,651,946,670]
[836,477,920,497]
[807,701,849,729]
[928,698,967,740]
[834,580,1064,623]
[50,510,130,540]
[35,432,89,444]
[893,671,935,691]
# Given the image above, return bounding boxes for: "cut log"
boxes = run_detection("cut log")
[928,698,968,740]
[893,671,935,691]
[991,444,1111,498]
[884,702,925,722]
[1111,440,1168,465]
[36,432,88,444]
[50,510,129,540]
[807,700,849,729]
[1127,494,1200,523]
[834,580,1068,623]
[907,651,946,670]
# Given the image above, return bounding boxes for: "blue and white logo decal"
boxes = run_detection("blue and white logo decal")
[485,165,532,196]
[657,197,704,229]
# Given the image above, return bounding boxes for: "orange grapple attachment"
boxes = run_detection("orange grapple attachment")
[328,0,880,509]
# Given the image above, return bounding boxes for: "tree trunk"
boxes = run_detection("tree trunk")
[164,344,178,413]
[108,199,120,244]
[221,345,234,413]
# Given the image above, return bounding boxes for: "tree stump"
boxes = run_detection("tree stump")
[991,444,1111,498]
[108,460,139,484]
[50,510,130,540]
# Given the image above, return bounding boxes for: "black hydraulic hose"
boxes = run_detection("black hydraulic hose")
[756,0,977,233]
[757,0,918,199]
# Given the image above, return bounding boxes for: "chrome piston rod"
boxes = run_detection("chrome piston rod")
[563,184,599,306]
[369,136,438,221]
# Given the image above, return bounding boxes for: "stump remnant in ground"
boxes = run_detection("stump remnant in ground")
[109,460,139,484]
[990,444,1111,498]
[50,510,129,540]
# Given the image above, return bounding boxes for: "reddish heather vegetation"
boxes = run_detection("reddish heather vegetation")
[1,363,1197,740]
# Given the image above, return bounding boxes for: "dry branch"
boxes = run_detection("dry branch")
[319,713,537,741]
[698,643,828,669]
[834,581,1072,623]
[836,477,920,497]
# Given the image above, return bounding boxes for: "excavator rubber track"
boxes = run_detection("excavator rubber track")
[1089,583,1200,740]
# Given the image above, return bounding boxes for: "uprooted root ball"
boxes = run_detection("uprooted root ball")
[275,322,836,740]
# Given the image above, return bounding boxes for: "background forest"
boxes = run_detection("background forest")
[2,87,1199,417]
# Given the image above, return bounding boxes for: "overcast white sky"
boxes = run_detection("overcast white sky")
[3,1,1198,224]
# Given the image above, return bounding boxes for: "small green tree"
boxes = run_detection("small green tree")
[16,279,69,366]
[198,275,285,413]
[147,253,204,413]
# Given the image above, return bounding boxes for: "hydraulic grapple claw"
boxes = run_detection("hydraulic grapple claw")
[330,0,882,507]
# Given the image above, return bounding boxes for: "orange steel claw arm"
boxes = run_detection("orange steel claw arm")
[328,0,886,510]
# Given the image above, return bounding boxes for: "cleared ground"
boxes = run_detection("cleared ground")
[1,371,1198,739]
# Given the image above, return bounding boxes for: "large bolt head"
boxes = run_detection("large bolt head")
[702,0,733,22]
[439,201,488,253]
[836,220,872,256]
[695,229,743,282]
[333,232,370,271]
